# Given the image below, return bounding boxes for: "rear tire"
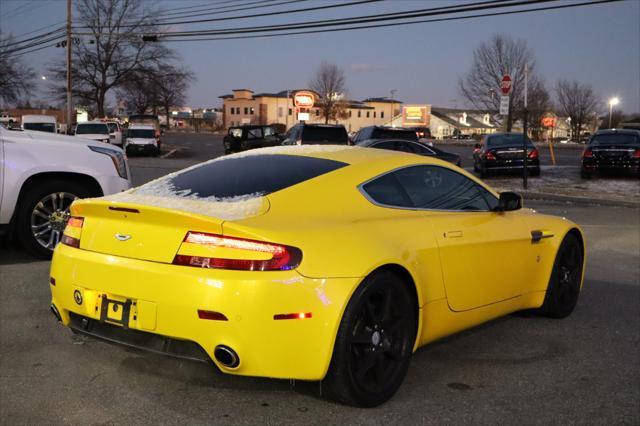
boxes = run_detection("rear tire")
[15,180,96,259]
[535,233,584,318]
[322,270,417,407]
[531,167,541,177]
[580,169,592,179]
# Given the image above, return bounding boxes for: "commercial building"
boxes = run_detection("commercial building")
[219,89,406,132]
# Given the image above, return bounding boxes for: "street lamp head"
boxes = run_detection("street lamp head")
[609,97,619,106]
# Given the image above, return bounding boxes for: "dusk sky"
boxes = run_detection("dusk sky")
[2,0,639,113]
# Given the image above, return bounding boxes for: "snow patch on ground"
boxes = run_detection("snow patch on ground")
[488,166,640,202]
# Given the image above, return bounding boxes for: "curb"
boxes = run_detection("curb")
[520,191,640,208]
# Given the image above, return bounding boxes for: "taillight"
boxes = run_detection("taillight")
[61,216,84,248]
[583,149,593,158]
[633,149,640,158]
[173,231,302,271]
[485,150,496,160]
[528,149,539,159]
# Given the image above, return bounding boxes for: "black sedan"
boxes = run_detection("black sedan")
[356,139,462,167]
[581,129,640,178]
[473,133,540,178]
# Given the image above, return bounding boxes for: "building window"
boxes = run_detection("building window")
[358,111,361,118]
[373,111,377,118]
[349,110,352,118]
[289,108,292,116]
[366,111,370,118]
[250,107,255,115]
[278,107,283,117]
[381,111,384,118]
[244,107,249,115]
[315,109,320,116]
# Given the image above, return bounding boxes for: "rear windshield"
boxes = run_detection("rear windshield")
[372,128,418,142]
[590,133,640,146]
[76,124,108,134]
[128,129,155,138]
[487,134,534,147]
[301,126,348,144]
[107,122,119,132]
[163,154,348,198]
[24,123,55,133]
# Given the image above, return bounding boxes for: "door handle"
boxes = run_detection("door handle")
[531,230,554,243]
[444,230,463,238]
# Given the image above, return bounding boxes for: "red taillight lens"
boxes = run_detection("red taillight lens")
[61,216,83,248]
[633,149,640,158]
[173,232,302,271]
[583,149,593,158]
[528,149,539,159]
[485,150,496,160]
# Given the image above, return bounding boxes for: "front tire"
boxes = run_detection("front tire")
[535,233,584,318]
[15,180,96,258]
[322,270,417,407]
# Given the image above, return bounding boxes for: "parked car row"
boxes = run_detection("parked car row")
[223,123,462,166]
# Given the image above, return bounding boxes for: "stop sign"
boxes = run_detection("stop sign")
[501,74,512,95]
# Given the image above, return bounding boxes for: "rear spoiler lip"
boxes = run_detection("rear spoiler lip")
[70,194,271,222]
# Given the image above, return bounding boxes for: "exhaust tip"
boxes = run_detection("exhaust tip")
[50,304,61,322]
[214,345,239,368]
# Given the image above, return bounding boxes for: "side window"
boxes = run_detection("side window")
[263,126,275,136]
[395,141,415,153]
[407,142,435,155]
[247,128,263,139]
[362,166,492,211]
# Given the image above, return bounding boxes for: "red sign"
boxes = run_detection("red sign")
[500,75,512,95]
[294,91,315,108]
[541,117,556,127]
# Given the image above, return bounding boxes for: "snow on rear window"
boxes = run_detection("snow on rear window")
[100,147,352,220]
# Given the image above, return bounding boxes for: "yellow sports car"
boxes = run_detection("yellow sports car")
[49,146,585,407]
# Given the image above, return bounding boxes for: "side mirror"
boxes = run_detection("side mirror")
[495,191,522,212]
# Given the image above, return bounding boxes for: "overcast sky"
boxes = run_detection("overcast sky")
[2,0,639,113]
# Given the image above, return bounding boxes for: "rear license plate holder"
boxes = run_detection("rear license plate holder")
[100,295,132,328]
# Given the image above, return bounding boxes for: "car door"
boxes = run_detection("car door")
[389,165,537,311]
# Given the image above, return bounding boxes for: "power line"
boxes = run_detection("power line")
[1,34,66,56]
[1,28,66,49]
[8,21,66,39]
[76,0,381,30]
[157,0,620,42]
[147,0,553,38]
[153,0,289,19]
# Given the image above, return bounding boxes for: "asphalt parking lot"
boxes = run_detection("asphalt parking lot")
[1,132,638,424]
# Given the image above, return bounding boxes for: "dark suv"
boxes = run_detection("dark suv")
[351,126,419,144]
[223,125,282,154]
[281,123,349,145]
[581,129,640,178]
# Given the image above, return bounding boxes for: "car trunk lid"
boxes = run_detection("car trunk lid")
[69,196,270,263]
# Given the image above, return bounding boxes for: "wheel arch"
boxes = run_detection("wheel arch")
[12,172,103,226]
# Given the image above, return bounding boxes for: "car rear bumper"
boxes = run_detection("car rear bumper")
[49,244,360,380]
[483,159,540,170]
[582,159,640,175]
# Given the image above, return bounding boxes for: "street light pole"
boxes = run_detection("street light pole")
[522,64,529,190]
[66,0,73,133]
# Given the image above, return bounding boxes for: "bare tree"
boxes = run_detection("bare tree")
[514,77,551,139]
[155,65,195,126]
[309,62,346,124]
[115,68,158,115]
[556,79,599,138]
[459,33,537,131]
[0,32,36,105]
[48,0,173,117]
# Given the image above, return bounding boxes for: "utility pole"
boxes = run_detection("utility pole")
[390,89,396,127]
[66,0,73,133]
[522,63,529,190]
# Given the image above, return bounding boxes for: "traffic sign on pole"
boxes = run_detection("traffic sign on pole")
[499,96,510,115]
[501,74,512,95]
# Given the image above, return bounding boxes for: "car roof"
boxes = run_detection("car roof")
[129,124,156,129]
[593,128,640,136]
[297,123,345,128]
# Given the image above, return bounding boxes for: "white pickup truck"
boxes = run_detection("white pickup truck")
[0,125,131,257]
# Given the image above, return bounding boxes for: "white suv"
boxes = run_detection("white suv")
[0,126,131,257]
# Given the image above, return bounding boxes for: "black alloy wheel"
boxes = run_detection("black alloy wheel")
[322,270,417,407]
[536,233,584,318]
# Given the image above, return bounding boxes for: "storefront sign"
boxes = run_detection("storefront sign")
[402,105,429,126]
[294,91,315,108]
